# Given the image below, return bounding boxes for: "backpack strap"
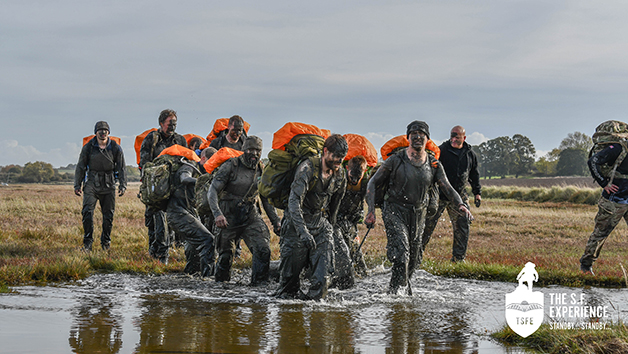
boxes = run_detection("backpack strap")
[608,141,628,185]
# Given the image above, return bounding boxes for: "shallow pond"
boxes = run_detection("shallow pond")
[1,267,626,353]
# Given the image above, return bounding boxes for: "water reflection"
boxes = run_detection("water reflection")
[68,290,124,353]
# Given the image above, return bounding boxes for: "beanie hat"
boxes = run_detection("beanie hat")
[94,121,110,134]
[406,120,429,139]
[242,136,263,151]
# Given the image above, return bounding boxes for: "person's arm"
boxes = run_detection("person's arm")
[208,160,233,228]
[364,161,393,227]
[589,144,621,190]
[139,132,155,170]
[287,159,316,249]
[179,165,196,185]
[74,144,90,196]
[327,173,346,227]
[260,195,281,235]
[115,144,127,196]
[435,162,473,221]
[468,150,482,205]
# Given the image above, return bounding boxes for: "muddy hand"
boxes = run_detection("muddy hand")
[215,215,229,229]
[365,211,376,229]
[459,205,474,222]
[300,232,316,250]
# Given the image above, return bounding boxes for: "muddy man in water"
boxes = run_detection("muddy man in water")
[365,121,473,295]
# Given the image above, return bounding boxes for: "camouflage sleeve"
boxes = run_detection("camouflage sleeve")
[139,132,155,169]
[589,144,621,187]
[287,159,315,237]
[327,172,346,227]
[207,159,235,218]
[434,161,464,208]
[74,143,90,190]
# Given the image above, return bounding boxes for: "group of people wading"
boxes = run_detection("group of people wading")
[75,109,483,299]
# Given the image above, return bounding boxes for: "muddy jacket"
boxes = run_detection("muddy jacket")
[286,157,347,237]
[74,137,126,193]
[209,131,246,151]
[337,171,368,225]
[208,155,280,229]
[438,141,481,198]
[167,162,201,214]
[368,150,464,210]
[589,143,628,201]
[139,129,188,169]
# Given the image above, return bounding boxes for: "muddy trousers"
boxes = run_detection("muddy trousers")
[81,184,115,249]
[580,197,628,267]
[335,219,368,277]
[277,221,334,300]
[382,202,426,293]
[331,227,355,290]
[144,206,169,260]
[422,197,470,262]
[166,210,215,276]
[214,217,271,285]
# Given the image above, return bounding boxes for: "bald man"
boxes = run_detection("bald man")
[421,125,481,262]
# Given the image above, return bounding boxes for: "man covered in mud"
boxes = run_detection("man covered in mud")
[421,125,481,262]
[74,121,126,251]
[365,121,473,295]
[166,154,215,275]
[208,136,281,285]
[209,115,247,151]
[332,155,370,289]
[276,134,348,300]
[580,135,628,275]
[139,109,188,263]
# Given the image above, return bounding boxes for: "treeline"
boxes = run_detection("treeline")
[473,131,592,178]
[0,162,140,184]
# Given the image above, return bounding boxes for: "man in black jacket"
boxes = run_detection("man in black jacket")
[139,109,188,262]
[209,115,247,151]
[74,121,126,251]
[421,125,481,263]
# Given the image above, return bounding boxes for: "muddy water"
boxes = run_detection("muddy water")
[1,268,626,353]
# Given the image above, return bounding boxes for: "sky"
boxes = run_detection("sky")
[2,0,628,167]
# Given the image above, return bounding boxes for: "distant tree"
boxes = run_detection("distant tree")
[19,161,55,183]
[559,132,593,152]
[1,164,22,175]
[511,134,536,178]
[556,148,588,176]
[478,136,514,178]
[534,156,557,176]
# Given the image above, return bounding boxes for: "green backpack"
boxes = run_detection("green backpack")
[139,154,184,210]
[258,134,325,209]
[589,120,628,182]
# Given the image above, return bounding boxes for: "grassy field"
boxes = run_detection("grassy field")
[0,183,627,289]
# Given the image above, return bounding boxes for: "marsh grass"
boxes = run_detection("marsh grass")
[1,184,627,290]
[482,185,601,205]
[492,322,628,353]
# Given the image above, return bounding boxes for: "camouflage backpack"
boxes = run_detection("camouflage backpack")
[258,134,325,210]
[139,154,184,210]
[589,120,628,183]
[194,167,223,216]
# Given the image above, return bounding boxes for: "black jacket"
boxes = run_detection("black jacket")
[139,130,188,169]
[74,137,126,192]
[589,143,628,200]
[438,141,481,197]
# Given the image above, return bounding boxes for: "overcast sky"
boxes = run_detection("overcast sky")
[2,1,627,167]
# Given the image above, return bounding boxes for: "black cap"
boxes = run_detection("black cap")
[406,120,429,139]
[94,121,110,134]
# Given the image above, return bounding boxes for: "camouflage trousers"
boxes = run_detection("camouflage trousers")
[422,195,470,262]
[580,197,628,267]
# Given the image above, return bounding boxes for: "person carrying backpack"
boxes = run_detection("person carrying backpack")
[365,121,473,295]
[209,115,248,151]
[580,120,628,275]
[276,134,348,300]
[139,109,188,263]
[208,136,281,285]
[74,121,126,251]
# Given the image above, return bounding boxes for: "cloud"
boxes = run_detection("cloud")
[0,140,81,168]
[466,132,489,146]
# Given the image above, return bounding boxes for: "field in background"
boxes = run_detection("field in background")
[0,183,626,288]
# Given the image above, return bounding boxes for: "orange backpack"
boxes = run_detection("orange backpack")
[203,147,243,174]
[343,133,378,167]
[83,135,121,146]
[158,145,201,162]
[272,122,331,150]
[200,118,251,149]
[134,128,158,165]
[380,135,440,161]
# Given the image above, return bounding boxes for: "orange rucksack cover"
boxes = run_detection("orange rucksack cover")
[204,118,251,145]
[204,147,243,173]
[83,135,121,147]
[272,122,331,150]
[134,128,158,165]
[380,135,440,161]
[343,133,378,167]
[183,134,207,147]
[158,145,201,163]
